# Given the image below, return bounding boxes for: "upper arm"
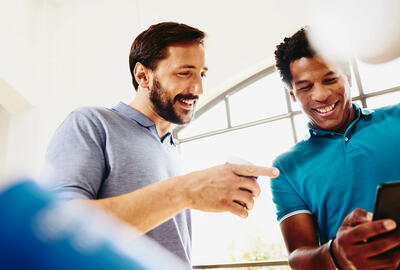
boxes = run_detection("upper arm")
[270,161,310,221]
[41,110,106,200]
[280,213,319,254]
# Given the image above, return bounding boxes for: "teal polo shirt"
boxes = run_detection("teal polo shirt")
[271,103,400,244]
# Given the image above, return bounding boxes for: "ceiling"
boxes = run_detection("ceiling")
[0,0,313,110]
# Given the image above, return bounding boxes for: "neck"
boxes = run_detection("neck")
[336,106,356,134]
[129,91,172,140]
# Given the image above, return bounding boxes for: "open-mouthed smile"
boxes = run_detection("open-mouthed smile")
[312,101,339,116]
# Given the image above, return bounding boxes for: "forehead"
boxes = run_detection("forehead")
[289,56,334,82]
[157,42,206,70]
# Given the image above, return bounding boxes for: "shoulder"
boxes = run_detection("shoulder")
[371,102,400,118]
[273,139,309,168]
[71,106,114,121]
[66,106,121,129]
[54,106,117,141]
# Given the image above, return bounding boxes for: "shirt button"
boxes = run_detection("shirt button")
[330,133,335,136]
[313,131,317,135]
[344,137,349,142]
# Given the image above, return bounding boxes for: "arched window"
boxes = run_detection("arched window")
[174,58,400,269]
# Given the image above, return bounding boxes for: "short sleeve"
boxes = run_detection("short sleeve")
[270,159,310,222]
[41,110,107,200]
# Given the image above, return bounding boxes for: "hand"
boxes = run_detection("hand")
[183,163,279,218]
[332,208,400,270]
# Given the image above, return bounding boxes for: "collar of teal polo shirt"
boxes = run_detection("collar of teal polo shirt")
[305,103,374,139]
[112,102,174,145]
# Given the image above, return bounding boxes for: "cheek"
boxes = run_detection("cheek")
[295,94,310,108]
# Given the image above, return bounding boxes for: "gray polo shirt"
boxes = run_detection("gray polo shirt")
[42,102,192,267]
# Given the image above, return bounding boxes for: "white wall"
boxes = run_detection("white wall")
[1,0,311,182]
[1,0,140,179]
[0,106,9,179]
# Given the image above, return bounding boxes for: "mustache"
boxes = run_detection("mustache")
[174,94,199,102]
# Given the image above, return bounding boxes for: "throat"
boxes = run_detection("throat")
[336,107,356,134]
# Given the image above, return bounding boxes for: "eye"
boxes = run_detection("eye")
[324,77,338,84]
[178,72,191,77]
[298,84,312,91]
[201,72,207,78]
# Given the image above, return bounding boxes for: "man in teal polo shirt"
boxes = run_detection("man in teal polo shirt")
[271,28,400,269]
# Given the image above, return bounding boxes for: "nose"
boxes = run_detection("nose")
[311,83,330,102]
[190,74,204,96]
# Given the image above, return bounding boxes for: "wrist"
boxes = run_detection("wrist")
[173,174,195,209]
[328,238,341,270]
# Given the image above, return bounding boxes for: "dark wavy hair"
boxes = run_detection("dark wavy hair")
[274,28,316,89]
[129,22,206,90]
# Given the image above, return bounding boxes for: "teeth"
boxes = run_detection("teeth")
[316,103,335,113]
[180,99,195,105]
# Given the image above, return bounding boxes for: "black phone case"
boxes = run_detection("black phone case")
[373,181,400,225]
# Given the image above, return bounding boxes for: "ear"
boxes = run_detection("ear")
[289,89,297,102]
[134,62,151,89]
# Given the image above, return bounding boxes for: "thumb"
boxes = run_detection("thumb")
[343,208,373,226]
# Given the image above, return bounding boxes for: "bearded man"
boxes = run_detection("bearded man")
[42,22,279,269]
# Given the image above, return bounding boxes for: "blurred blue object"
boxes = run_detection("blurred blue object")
[0,180,187,270]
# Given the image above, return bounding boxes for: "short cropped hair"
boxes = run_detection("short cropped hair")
[274,28,316,89]
[129,22,206,90]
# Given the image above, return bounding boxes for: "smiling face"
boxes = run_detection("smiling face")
[289,56,355,133]
[148,42,207,124]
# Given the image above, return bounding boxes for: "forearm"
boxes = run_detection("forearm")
[90,175,190,233]
[289,244,337,270]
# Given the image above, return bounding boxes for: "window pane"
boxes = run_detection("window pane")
[350,63,360,97]
[179,119,294,265]
[229,72,287,126]
[353,99,363,108]
[177,101,227,139]
[289,92,301,112]
[366,91,400,109]
[294,114,309,141]
[356,58,400,93]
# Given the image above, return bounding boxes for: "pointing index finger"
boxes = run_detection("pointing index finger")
[230,164,280,178]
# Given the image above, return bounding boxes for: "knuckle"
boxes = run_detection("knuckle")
[224,163,233,171]
[371,241,386,252]
[220,198,229,207]
[351,228,364,239]
[353,208,363,215]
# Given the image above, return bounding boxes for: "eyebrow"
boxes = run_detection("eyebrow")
[178,65,208,71]
[294,80,309,86]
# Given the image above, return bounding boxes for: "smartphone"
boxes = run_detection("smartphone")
[373,181,400,226]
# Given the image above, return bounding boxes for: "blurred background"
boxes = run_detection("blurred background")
[1,0,400,269]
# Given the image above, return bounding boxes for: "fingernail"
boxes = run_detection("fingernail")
[366,212,373,220]
[384,220,396,230]
[272,168,279,176]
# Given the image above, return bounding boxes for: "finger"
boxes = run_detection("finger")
[232,190,255,210]
[368,247,400,269]
[363,234,400,257]
[229,201,249,218]
[343,208,373,226]
[233,200,247,209]
[236,176,261,197]
[344,219,397,243]
[229,164,280,178]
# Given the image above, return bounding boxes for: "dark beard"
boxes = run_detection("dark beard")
[149,77,196,125]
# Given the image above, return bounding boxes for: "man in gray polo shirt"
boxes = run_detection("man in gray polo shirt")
[42,22,279,268]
